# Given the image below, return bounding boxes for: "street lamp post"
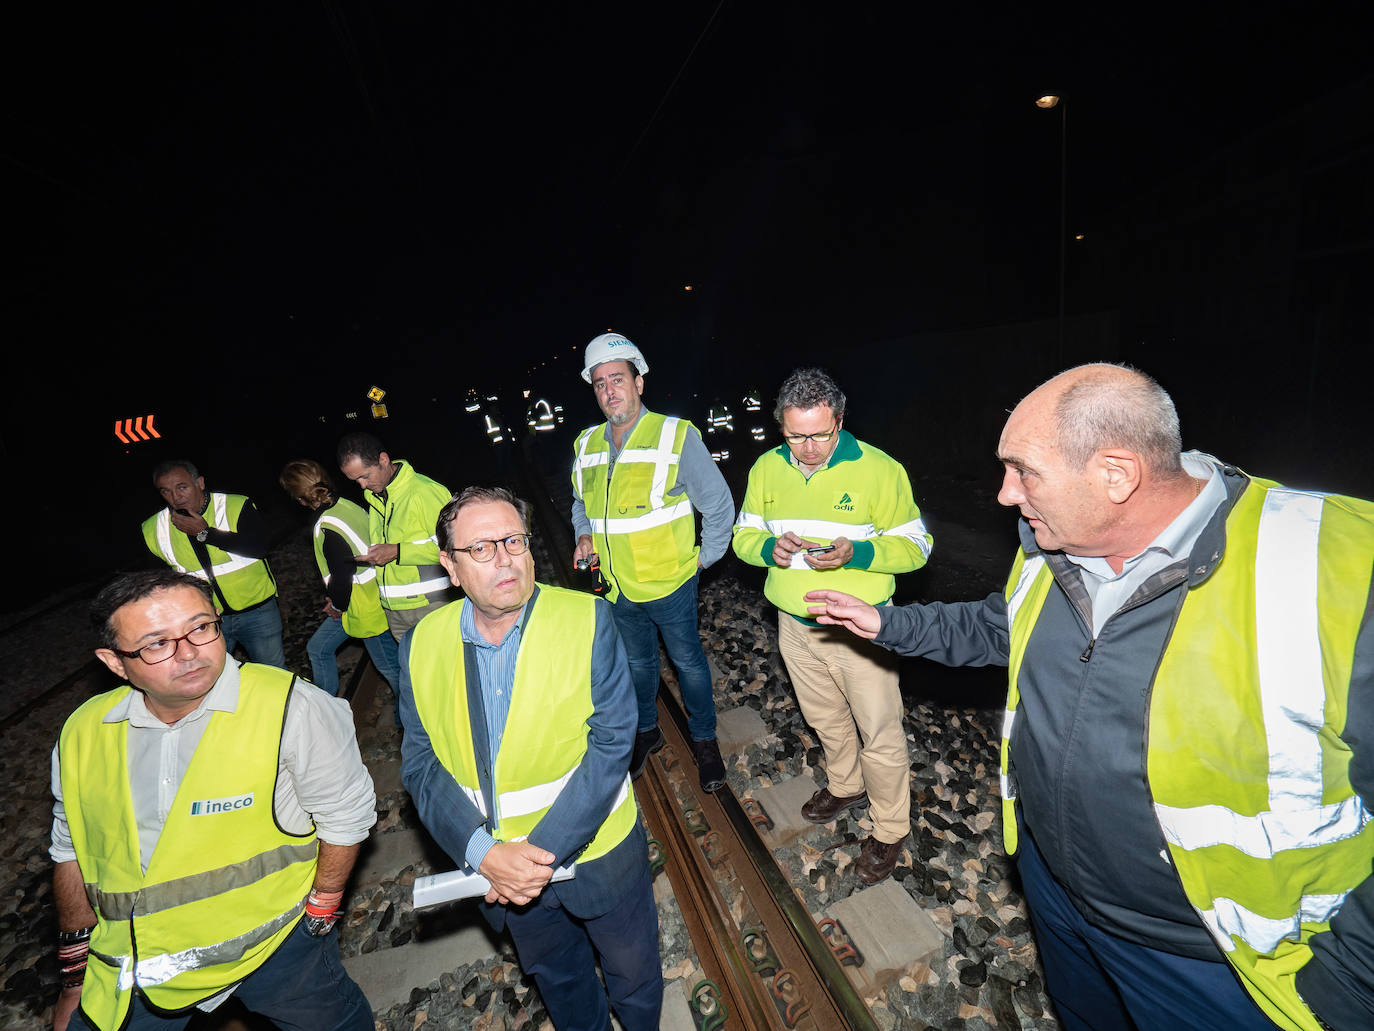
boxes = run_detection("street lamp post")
[1036,94,1067,366]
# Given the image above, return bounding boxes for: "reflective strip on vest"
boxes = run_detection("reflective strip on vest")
[379,572,451,598]
[1198,893,1348,956]
[498,769,631,822]
[111,899,304,990]
[153,496,258,579]
[1152,487,1371,953]
[588,498,693,536]
[314,515,377,585]
[87,842,318,920]
[1001,555,1046,820]
[616,417,682,510]
[1005,555,1046,629]
[573,418,682,508]
[462,784,487,818]
[998,706,1018,803]
[572,435,607,498]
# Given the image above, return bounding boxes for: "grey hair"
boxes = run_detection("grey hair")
[437,485,532,551]
[1052,364,1183,474]
[773,367,846,424]
[152,459,200,483]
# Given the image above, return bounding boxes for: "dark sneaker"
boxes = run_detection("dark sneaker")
[691,737,728,793]
[855,834,907,885]
[629,726,665,779]
[800,787,869,824]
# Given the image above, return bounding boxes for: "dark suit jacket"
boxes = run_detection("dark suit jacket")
[397,586,642,929]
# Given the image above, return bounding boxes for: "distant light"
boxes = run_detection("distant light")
[1074,233,1085,240]
[1035,95,1061,109]
[683,284,693,291]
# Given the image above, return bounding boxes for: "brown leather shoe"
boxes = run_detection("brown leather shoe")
[855,834,906,885]
[801,787,869,824]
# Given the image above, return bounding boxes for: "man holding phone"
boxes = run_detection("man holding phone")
[733,368,931,884]
[141,459,285,667]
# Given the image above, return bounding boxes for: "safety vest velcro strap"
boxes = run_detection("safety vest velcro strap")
[379,573,451,598]
[1155,798,1370,858]
[1198,891,1348,955]
[588,499,693,536]
[116,900,305,989]
[87,842,318,920]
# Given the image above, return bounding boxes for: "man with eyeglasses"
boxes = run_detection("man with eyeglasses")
[49,570,376,1031]
[399,486,661,1031]
[570,332,735,793]
[336,431,454,643]
[733,367,932,886]
[141,459,285,668]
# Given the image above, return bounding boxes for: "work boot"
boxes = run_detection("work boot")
[800,787,869,824]
[691,737,727,793]
[629,726,664,779]
[855,834,907,885]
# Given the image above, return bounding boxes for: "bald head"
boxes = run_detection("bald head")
[1025,364,1183,477]
[997,364,1195,561]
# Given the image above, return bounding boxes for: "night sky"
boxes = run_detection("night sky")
[5,3,1371,587]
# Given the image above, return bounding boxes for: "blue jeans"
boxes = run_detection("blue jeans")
[610,574,716,741]
[307,615,401,696]
[76,919,372,1031]
[1016,825,1277,1031]
[222,598,285,668]
[506,862,662,1031]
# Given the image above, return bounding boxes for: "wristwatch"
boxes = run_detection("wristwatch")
[195,528,210,543]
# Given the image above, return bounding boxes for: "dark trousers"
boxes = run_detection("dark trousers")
[505,861,662,1031]
[1017,828,1278,1031]
[77,920,372,1031]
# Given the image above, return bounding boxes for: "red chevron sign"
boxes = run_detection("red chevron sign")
[115,415,162,444]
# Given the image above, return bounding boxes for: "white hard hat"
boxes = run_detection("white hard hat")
[582,332,649,383]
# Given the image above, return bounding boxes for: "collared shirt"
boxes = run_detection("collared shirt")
[571,406,736,568]
[458,598,528,872]
[1065,452,1227,636]
[50,660,377,868]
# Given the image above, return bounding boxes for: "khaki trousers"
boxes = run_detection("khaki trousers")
[777,613,911,844]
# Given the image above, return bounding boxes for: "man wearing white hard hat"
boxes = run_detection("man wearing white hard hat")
[570,332,736,792]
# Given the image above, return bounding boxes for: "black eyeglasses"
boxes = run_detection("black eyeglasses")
[113,620,223,664]
[782,423,838,445]
[448,534,533,563]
